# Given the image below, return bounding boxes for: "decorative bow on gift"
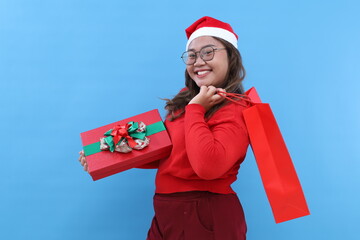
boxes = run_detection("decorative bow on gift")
[100,121,150,153]
[82,119,166,157]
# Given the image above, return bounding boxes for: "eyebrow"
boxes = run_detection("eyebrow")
[188,44,216,52]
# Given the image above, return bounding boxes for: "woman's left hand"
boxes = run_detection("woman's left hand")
[189,86,227,111]
[78,150,89,172]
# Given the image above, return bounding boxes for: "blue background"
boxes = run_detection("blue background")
[1,0,359,239]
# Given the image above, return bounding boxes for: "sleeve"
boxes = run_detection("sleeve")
[184,103,249,180]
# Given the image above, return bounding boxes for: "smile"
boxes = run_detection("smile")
[195,70,211,76]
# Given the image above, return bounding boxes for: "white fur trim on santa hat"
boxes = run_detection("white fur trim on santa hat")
[186,27,238,50]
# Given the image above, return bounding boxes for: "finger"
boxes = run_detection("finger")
[80,156,86,166]
[212,92,226,103]
[199,85,208,94]
[84,162,88,172]
[79,150,85,161]
[207,86,217,96]
[211,94,223,103]
[216,88,227,97]
[216,95,226,103]
[207,85,216,92]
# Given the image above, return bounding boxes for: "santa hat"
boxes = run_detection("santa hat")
[185,16,238,50]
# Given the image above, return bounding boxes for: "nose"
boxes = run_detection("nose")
[194,54,206,66]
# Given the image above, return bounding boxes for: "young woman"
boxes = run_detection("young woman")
[79,16,249,240]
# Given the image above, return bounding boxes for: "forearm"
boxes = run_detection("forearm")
[184,104,249,180]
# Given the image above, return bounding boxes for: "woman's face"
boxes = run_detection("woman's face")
[186,36,229,88]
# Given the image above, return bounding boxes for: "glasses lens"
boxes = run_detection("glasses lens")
[181,51,196,65]
[200,47,214,61]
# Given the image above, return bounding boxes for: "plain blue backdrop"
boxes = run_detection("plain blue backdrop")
[1,0,359,239]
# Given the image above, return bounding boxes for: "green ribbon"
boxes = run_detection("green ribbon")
[83,121,166,156]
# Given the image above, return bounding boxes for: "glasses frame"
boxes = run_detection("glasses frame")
[181,46,226,65]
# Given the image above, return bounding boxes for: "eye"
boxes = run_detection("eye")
[187,52,196,59]
[201,47,214,56]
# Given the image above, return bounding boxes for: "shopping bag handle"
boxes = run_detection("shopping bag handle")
[217,91,254,107]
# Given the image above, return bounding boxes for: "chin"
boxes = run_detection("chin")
[196,83,208,88]
[194,80,210,87]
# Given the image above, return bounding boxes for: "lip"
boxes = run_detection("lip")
[194,69,212,78]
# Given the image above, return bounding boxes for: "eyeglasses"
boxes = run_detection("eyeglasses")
[181,46,226,65]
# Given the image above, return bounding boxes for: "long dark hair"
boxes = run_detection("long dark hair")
[165,37,246,121]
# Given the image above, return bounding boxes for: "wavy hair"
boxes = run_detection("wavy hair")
[165,37,246,121]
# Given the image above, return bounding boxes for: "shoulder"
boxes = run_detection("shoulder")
[180,87,188,92]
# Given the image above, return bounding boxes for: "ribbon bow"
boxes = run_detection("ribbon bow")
[83,120,166,157]
[101,121,148,153]
[110,123,137,148]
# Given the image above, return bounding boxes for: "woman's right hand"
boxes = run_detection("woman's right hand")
[188,86,226,111]
[78,150,89,172]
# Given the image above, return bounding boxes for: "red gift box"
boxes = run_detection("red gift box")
[80,109,172,180]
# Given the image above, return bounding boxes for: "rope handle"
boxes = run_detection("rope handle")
[217,91,255,107]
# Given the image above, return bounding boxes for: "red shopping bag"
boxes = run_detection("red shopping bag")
[221,88,310,223]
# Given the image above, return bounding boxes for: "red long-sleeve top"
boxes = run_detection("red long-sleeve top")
[146,102,249,194]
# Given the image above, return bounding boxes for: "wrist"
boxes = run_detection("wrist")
[186,103,206,112]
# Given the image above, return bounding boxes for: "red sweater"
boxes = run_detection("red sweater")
[145,102,249,194]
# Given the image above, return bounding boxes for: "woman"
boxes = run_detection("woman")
[79,16,249,240]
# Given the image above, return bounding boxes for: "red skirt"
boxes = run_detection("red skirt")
[147,191,247,240]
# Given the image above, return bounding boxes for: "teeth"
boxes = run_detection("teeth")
[197,71,210,75]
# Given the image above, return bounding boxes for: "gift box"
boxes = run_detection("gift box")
[80,109,172,181]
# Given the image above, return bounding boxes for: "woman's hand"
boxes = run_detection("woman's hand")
[78,150,89,172]
[189,86,227,111]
